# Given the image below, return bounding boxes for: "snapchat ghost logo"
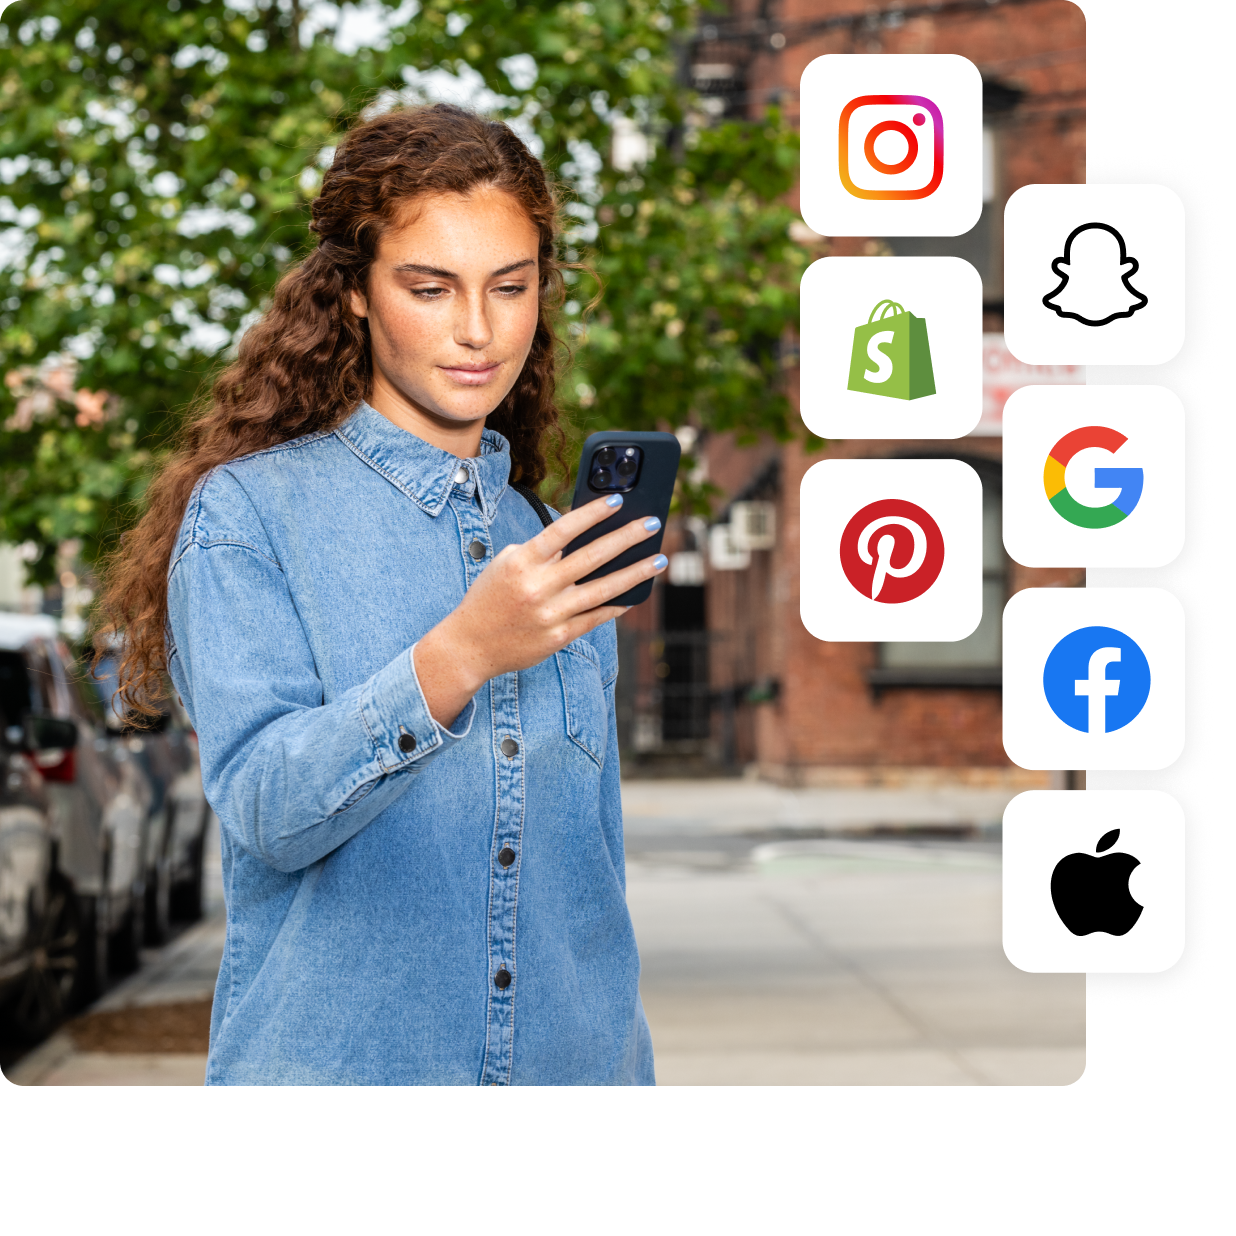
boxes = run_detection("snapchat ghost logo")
[1042,222,1149,327]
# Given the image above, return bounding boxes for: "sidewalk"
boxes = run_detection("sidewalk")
[622,780,1085,1086]
[5,815,224,1088]
[620,777,1019,838]
[6,782,1083,1086]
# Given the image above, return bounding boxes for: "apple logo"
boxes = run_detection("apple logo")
[1051,828,1144,937]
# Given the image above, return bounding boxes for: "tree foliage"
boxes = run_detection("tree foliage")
[0,0,806,583]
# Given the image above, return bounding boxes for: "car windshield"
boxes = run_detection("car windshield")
[0,650,32,734]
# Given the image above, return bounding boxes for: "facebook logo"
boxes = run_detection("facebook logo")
[1042,626,1152,735]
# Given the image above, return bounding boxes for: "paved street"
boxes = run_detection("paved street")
[7,779,1083,1086]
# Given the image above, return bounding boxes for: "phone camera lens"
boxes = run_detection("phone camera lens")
[591,467,613,488]
[595,447,616,467]
[616,456,637,478]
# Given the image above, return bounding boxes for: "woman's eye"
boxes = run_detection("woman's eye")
[411,286,448,299]
[495,283,527,296]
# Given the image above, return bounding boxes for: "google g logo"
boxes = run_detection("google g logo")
[1043,426,1144,529]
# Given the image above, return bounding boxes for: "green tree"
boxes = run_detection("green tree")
[0,0,807,585]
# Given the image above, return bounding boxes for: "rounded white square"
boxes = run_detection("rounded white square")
[800,256,982,439]
[1002,587,1185,771]
[800,458,982,642]
[1002,385,1185,568]
[799,53,982,238]
[1003,790,1185,974]
[1004,184,1185,365]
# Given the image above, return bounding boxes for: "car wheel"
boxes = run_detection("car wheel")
[79,894,109,1001]
[4,875,85,1044]
[109,893,144,976]
[144,858,171,947]
[170,831,205,924]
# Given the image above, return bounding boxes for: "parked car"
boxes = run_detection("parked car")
[0,612,210,1042]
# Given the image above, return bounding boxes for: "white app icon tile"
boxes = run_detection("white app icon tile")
[1004,184,1185,365]
[799,54,982,238]
[800,458,982,642]
[1003,587,1184,771]
[1003,790,1185,974]
[1002,384,1185,568]
[800,257,982,440]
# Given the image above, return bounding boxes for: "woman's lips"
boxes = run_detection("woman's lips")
[439,362,501,386]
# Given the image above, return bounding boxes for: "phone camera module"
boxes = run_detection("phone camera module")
[587,443,643,492]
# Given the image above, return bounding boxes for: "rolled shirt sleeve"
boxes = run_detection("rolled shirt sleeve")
[360,641,473,773]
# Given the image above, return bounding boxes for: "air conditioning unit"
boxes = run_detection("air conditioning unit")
[730,501,776,551]
[668,551,705,586]
[709,524,750,571]
[632,713,662,753]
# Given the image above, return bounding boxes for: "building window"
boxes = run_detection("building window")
[870,463,1004,690]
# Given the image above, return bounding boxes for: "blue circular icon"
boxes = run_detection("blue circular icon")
[1042,626,1151,735]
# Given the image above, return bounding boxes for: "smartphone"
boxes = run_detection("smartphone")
[563,430,681,607]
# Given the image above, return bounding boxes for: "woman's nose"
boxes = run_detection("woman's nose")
[454,293,493,350]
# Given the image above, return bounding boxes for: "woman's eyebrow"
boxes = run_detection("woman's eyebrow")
[392,258,536,278]
[491,258,535,277]
[393,262,457,278]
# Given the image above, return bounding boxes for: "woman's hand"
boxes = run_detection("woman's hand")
[413,494,666,726]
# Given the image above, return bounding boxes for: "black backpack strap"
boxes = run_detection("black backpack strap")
[510,482,555,529]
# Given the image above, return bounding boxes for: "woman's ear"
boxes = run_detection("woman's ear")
[349,287,369,319]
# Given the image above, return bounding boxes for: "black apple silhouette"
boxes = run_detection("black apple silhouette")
[1051,828,1144,937]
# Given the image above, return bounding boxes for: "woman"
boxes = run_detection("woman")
[97,103,666,1085]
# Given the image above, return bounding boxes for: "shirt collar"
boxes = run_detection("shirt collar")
[334,402,512,523]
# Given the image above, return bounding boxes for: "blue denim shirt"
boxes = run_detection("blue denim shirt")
[167,402,654,1085]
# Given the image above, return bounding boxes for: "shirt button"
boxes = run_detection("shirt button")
[398,733,416,753]
[500,737,519,758]
[498,847,516,868]
[453,466,468,484]
[494,967,512,990]
[468,539,486,560]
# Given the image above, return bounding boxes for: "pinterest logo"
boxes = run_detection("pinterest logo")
[800,458,980,642]
[839,499,944,604]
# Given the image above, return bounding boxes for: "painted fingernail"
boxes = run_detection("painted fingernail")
[644,516,661,532]
[652,554,668,571]
[605,494,623,507]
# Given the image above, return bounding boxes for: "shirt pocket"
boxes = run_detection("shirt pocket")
[555,638,612,768]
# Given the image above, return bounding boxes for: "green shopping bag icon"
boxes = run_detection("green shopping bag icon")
[846,300,936,401]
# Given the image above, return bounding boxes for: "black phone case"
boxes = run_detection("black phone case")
[564,430,681,607]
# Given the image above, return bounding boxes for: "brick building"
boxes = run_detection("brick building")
[616,0,1086,785]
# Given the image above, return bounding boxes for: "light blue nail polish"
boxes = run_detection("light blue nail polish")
[605,494,623,507]
[653,554,668,570]
[644,516,661,532]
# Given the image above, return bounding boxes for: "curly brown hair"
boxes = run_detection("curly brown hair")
[94,102,571,717]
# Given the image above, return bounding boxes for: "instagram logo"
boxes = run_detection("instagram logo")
[839,95,944,201]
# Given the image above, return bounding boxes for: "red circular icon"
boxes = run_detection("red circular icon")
[839,499,945,604]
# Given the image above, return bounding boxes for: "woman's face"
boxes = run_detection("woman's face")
[350,187,542,448]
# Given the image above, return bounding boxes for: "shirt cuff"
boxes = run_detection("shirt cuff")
[358,640,475,773]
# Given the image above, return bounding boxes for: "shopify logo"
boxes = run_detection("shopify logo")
[1042,626,1151,735]
[846,300,936,401]
[1043,425,1144,529]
